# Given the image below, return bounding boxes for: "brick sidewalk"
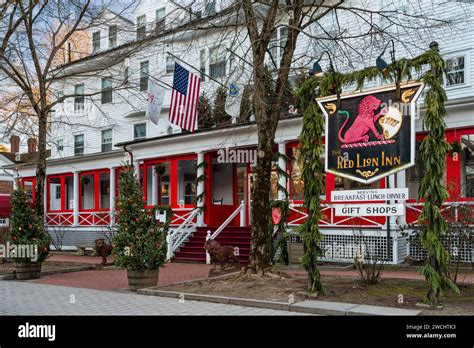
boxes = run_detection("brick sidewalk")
[48,253,113,264]
[30,262,212,291]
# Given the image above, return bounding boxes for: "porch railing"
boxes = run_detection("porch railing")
[405,201,474,226]
[166,207,200,260]
[45,212,74,226]
[211,200,246,239]
[288,203,385,228]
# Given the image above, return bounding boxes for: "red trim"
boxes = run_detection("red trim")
[142,153,198,209]
[79,169,110,212]
[46,173,73,212]
[20,177,36,204]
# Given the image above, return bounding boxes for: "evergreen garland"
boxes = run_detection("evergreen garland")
[297,76,325,293]
[9,180,50,263]
[270,199,290,265]
[296,47,454,301]
[417,50,459,305]
[113,165,169,271]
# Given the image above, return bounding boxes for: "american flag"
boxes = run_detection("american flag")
[168,63,201,132]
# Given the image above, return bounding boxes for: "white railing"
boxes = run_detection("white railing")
[166,207,200,260]
[45,212,74,226]
[288,203,385,228]
[211,200,246,239]
[405,201,474,225]
[78,212,110,226]
[170,207,194,225]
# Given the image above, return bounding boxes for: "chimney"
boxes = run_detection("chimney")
[10,135,20,154]
[27,138,37,154]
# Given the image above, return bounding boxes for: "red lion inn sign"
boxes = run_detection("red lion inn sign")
[318,82,424,183]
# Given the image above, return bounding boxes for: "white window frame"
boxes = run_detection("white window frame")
[92,31,101,53]
[56,138,64,154]
[74,134,85,156]
[108,25,117,48]
[137,15,147,40]
[101,129,113,152]
[444,50,470,90]
[155,8,166,32]
[209,46,226,79]
[166,57,174,74]
[134,122,147,140]
[74,84,85,112]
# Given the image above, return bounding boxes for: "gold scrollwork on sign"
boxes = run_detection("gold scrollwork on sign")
[401,89,415,103]
[356,168,379,179]
[325,103,337,115]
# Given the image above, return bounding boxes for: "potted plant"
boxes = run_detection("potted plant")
[113,165,169,291]
[9,182,50,279]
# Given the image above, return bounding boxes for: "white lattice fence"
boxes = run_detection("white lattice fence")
[409,235,474,263]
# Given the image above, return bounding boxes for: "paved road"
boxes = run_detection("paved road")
[0,281,307,316]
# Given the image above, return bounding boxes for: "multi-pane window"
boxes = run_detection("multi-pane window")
[155,8,165,32]
[134,123,146,139]
[166,57,174,74]
[56,139,64,153]
[209,46,225,79]
[74,134,84,156]
[290,148,325,200]
[269,28,288,65]
[446,56,465,86]
[74,84,84,112]
[461,134,474,198]
[205,0,216,16]
[140,61,149,91]
[137,15,146,40]
[101,77,113,104]
[199,50,206,81]
[108,25,117,48]
[101,129,113,152]
[92,31,101,53]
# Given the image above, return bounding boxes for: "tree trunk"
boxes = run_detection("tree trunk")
[249,124,274,273]
[34,111,47,219]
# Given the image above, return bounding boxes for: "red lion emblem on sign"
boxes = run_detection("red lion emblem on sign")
[338,95,388,144]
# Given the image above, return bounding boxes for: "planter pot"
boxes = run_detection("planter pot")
[127,269,159,291]
[15,262,42,280]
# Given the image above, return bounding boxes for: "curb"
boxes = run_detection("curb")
[0,265,94,280]
[137,288,421,316]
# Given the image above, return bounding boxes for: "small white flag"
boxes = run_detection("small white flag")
[145,79,165,125]
[225,58,252,122]
[225,83,243,120]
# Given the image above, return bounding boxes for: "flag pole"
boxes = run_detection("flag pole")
[166,51,227,89]
[143,72,173,89]
[226,48,253,68]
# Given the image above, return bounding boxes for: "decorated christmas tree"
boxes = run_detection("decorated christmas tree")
[113,165,169,271]
[9,180,50,263]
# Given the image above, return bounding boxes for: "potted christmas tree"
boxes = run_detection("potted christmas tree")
[113,165,169,291]
[9,181,50,280]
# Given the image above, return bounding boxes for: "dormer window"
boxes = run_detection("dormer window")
[109,25,117,48]
[92,31,101,53]
[137,15,146,40]
[156,8,165,32]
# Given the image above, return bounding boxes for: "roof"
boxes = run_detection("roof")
[0,149,51,166]
[117,114,303,148]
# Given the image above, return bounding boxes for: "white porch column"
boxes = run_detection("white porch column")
[396,170,407,226]
[196,152,205,226]
[277,142,287,200]
[109,167,116,226]
[73,171,79,226]
[152,166,158,206]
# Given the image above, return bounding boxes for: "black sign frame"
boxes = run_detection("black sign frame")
[318,82,424,184]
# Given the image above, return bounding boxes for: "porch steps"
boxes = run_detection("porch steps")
[172,226,251,264]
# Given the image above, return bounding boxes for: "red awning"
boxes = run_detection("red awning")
[0,194,12,218]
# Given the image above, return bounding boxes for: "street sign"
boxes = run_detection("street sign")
[318,82,424,184]
[334,203,405,216]
[331,188,409,202]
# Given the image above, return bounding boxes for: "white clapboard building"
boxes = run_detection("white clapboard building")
[6,0,474,264]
